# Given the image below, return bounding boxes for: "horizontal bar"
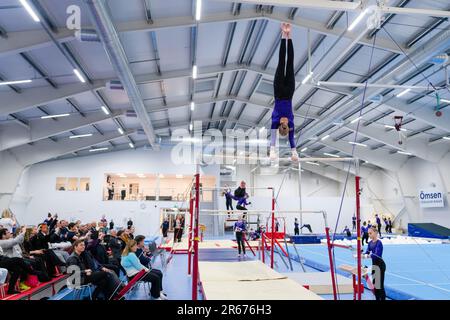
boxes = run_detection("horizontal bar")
[199,213,266,216]
[198,187,274,191]
[318,81,431,90]
[199,209,326,214]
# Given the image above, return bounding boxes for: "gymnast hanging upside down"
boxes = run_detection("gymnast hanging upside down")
[270,23,299,162]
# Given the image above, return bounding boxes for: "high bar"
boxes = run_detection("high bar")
[199,209,326,214]
[198,187,274,191]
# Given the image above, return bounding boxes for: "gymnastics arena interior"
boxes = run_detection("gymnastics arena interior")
[1,0,450,308]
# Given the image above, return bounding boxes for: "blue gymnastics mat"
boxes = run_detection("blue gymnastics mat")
[294,243,450,300]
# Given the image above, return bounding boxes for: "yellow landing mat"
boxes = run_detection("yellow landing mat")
[283,272,353,294]
[199,260,323,300]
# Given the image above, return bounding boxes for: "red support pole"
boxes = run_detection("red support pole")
[192,174,200,300]
[355,176,362,300]
[325,227,338,300]
[270,190,275,269]
[261,233,265,263]
[187,197,194,275]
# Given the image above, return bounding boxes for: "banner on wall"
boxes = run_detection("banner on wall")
[418,188,445,208]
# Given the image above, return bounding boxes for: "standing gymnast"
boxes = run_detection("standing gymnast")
[364,226,386,300]
[270,23,299,162]
[234,216,247,258]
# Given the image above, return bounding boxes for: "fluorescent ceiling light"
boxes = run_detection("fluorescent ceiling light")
[101,106,110,115]
[69,133,93,139]
[397,151,412,156]
[259,127,265,133]
[73,69,86,83]
[0,79,32,86]
[41,113,70,119]
[350,116,362,124]
[323,152,340,158]
[19,0,40,22]
[302,72,313,85]
[118,128,124,135]
[89,147,108,152]
[321,135,330,141]
[192,65,198,79]
[348,8,368,31]
[195,0,202,21]
[443,136,450,141]
[384,125,407,132]
[190,102,195,111]
[189,123,193,131]
[348,141,367,147]
[396,88,411,97]
[300,147,308,152]
[306,161,320,166]
[440,99,450,104]
[129,142,135,148]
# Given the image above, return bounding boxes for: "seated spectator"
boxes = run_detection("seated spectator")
[121,240,167,300]
[79,224,89,237]
[44,213,58,232]
[108,230,126,275]
[134,235,165,294]
[67,240,123,300]
[120,229,133,245]
[89,222,97,233]
[23,225,66,277]
[128,226,135,240]
[0,228,36,294]
[98,221,109,235]
[1,227,52,282]
[0,209,17,233]
[87,231,120,277]
[66,223,89,243]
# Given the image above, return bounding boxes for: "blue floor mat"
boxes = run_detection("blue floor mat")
[295,243,450,300]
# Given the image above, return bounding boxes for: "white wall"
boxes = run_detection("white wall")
[10,144,450,236]
[17,148,219,236]
[359,154,450,229]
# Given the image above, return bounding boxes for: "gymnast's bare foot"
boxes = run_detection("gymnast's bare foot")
[284,23,292,39]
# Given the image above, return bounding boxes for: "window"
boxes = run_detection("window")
[56,177,90,192]
[80,178,90,191]
[67,178,79,191]
[56,177,67,191]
